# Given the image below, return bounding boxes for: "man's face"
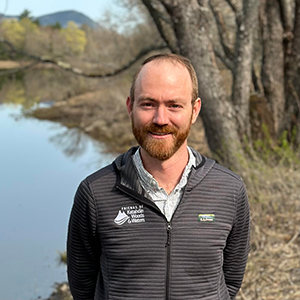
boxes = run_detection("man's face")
[127,60,200,161]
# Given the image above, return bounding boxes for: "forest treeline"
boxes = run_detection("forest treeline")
[0,8,161,75]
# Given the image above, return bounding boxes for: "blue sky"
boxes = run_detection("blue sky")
[1,0,126,21]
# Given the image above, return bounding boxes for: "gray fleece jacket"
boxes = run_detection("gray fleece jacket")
[67,147,250,300]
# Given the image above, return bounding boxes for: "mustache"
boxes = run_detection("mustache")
[143,124,177,134]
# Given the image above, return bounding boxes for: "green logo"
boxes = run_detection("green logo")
[198,214,215,222]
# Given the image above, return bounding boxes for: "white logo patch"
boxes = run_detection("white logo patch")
[114,205,145,225]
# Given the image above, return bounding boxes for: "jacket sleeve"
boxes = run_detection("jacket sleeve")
[223,181,250,299]
[67,179,100,300]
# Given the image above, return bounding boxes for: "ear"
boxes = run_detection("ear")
[191,98,201,124]
[126,97,132,115]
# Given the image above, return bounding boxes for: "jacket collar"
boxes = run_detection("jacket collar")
[113,146,215,193]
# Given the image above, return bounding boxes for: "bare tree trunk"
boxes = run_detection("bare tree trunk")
[284,0,300,143]
[261,0,285,134]
[159,0,244,169]
[232,0,259,140]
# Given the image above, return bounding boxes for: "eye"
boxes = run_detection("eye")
[169,104,182,109]
[141,102,154,108]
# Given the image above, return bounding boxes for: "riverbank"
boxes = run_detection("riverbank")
[45,283,72,300]
[0,60,59,70]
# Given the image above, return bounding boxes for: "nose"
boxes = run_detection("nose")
[153,105,169,126]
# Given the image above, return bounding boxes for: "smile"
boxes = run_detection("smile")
[150,132,171,136]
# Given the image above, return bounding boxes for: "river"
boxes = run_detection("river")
[0,103,116,300]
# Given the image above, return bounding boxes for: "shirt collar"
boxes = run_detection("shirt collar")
[132,147,196,193]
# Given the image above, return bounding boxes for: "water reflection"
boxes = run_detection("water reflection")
[1,68,135,156]
[0,104,116,300]
[0,68,103,109]
[0,69,122,300]
[49,127,90,158]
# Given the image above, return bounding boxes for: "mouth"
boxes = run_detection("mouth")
[150,132,171,136]
[149,131,172,139]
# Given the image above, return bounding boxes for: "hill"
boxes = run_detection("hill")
[37,10,99,29]
[0,10,99,29]
[0,14,17,20]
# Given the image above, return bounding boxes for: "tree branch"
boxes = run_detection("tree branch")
[141,0,179,53]
[0,39,167,77]
[214,47,235,72]
[209,1,234,60]
[224,0,243,27]
[224,0,238,14]
[251,63,264,95]
[279,0,294,32]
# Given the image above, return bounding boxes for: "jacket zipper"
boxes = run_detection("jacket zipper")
[165,222,172,300]
[164,186,189,300]
[116,184,178,300]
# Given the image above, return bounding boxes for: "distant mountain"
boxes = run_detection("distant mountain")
[37,10,99,29]
[0,13,17,20]
[0,10,99,29]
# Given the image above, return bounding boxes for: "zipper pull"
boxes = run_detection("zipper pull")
[165,223,172,247]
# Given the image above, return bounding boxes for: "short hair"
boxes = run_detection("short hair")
[129,53,198,106]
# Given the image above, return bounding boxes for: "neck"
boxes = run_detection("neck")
[140,144,189,194]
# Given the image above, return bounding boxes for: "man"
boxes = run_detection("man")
[67,53,250,300]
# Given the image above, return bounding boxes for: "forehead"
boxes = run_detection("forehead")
[135,60,192,97]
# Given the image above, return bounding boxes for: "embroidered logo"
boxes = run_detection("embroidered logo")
[114,205,145,225]
[114,211,130,225]
[198,214,215,222]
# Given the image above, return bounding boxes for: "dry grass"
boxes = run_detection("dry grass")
[237,156,300,300]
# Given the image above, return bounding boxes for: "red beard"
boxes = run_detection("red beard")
[131,119,191,160]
